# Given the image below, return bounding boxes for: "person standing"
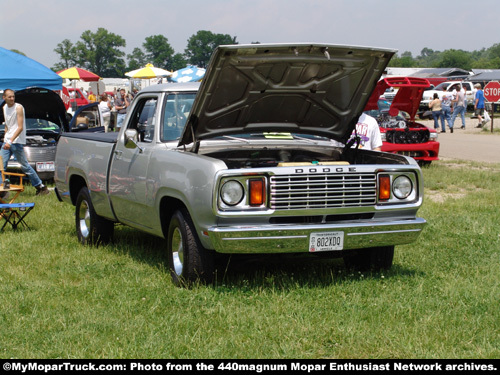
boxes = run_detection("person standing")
[115,88,130,131]
[330,113,382,151]
[428,93,442,130]
[1,89,49,195]
[474,83,485,128]
[98,93,112,132]
[462,85,468,109]
[440,92,452,133]
[87,90,96,103]
[351,113,383,151]
[450,85,466,131]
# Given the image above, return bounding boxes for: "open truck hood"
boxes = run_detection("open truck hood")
[364,77,430,120]
[0,87,68,130]
[179,43,396,146]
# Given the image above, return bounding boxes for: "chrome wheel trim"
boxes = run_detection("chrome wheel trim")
[78,200,91,239]
[171,227,184,276]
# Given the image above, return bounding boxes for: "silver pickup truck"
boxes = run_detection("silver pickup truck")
[55,43,426,285]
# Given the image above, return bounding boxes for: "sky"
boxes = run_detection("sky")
[2,0,499,69]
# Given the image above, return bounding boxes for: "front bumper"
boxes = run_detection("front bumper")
[382,142,440,161]
[208,217,426,254]
[5,145,56,181]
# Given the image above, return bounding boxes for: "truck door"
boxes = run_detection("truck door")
[108,94,160,230]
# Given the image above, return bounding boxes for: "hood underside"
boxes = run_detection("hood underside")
[0,87,68,129]
[364,77,430,120]
[179,43,396,146]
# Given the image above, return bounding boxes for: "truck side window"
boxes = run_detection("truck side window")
[161,93,196,142]
[128,97,158,143]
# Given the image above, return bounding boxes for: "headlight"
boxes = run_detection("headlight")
[429,132,438,140]
[393,175,413,199]
[220,180,244,206]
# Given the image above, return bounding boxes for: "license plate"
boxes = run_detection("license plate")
[36,162,55,172]
[309,231,344,252]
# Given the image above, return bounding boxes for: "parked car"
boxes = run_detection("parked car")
[67,87,90,113]
[364,77,439,166]
[0,87,69,181]
[420,81,475,109]
[67,102,104,132]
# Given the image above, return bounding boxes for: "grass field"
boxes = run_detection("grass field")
[1,160,499,359]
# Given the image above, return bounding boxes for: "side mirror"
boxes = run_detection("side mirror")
[124,129,144,153]
[71,122,89,132]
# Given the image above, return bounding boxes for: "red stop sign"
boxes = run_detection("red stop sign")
[484,81,500,102]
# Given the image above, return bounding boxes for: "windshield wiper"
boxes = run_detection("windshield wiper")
[291,134,320,144]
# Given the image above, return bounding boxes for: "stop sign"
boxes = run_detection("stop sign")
[483,81,500,102]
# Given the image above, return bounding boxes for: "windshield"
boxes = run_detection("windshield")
[363,99,408,122]
[161,92,196,141]
[433,82,450,91]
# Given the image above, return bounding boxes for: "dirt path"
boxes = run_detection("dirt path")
[420,117,500,164]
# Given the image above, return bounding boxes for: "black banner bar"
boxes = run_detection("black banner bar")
[1,359,498,374]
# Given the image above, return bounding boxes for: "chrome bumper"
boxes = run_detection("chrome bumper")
[208,218,426,254]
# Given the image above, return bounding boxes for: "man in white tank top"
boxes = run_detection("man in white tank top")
[1,89,49,195]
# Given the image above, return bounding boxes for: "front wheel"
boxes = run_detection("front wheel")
[418,160,432,167]
[343,246,394,271]
[75,187,114,246]
[167,209,214,286]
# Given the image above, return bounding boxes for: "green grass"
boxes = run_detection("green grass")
[1,160,499,359]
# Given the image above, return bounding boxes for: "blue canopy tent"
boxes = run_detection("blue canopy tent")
[0,47,62,92]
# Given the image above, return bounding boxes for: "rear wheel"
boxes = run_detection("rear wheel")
[75,187,114,246]
[343,246,394,271]
[167,209,214,286]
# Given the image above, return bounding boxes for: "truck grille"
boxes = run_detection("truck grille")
[385,129,430,144]
[24,146,56,163]
[270,173,377,210]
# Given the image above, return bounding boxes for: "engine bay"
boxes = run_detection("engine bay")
[26,134,57,147]
[205,148,342,169]
[203,145,408,169]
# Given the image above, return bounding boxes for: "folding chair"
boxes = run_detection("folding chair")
[0,202,35,231]
[0,156,35,231]
[0,155,27,204]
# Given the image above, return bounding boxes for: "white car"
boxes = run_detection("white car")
[420,81,475,108]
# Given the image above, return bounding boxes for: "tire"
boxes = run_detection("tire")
[167,209,214,286]
[343,246,394,271]
[75,187,114,246]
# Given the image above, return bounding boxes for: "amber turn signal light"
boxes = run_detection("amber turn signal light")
[249,179,265,206]
[379,175,391,200]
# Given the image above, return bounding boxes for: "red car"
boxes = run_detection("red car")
[67,87,90,110]
[364,77,439,166]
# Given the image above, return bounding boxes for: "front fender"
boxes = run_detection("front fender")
[151,150,227,243]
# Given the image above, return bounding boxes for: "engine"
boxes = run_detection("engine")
[26,135,57,147]
[205,148,343,169]
[376,112,407,129]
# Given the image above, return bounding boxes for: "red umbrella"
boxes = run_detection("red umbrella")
[57,67,100,81]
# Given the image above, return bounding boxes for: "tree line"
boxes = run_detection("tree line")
[390,45,500,70]
[50,28,500,77]
[52,28,237,77]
